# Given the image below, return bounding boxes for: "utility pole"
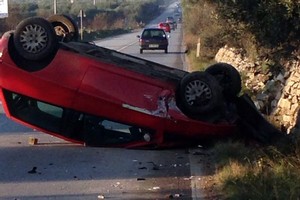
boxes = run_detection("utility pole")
[80,9,84,40]
[54,0,57,14]
[196,37,201,57]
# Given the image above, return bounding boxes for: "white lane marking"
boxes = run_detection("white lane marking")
[117,40,139,51]
[189,148,203,199]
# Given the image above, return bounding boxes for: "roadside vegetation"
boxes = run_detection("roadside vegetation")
[182,0,300,199]
[211,139,300,199]
[182,0,299,71]
[0,0,173,40]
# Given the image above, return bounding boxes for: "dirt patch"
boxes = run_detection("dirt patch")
[193,148,224,200]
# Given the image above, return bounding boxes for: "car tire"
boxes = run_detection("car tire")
[205,63,241,99]
[140,49,143,54]
[48,14,79,42]
[13,17,58,61]
[164,48,168,53]
[176,71,223,117]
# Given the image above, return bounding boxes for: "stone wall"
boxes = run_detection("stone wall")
[215,46,300,134]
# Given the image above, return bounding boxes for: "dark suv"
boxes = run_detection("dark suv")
[138,28,169,54]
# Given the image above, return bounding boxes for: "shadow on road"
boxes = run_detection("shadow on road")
[0,113,32,134]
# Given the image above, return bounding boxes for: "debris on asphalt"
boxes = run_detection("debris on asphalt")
[28,137,38,145]
[97,194,105,199]
[27,167,37,174]
[147,161,160,170]
[112,182,121,188]
[183,176,193,181]
[168,193,183,199]
[152,165,159,170]
[152,186,160,190]
[192,151,208,156]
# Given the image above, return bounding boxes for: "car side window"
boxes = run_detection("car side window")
[3,91,63,135]
[37,101,63,118]
[3,90,155,146]
[82,115,154,146]
[142,30,150,37]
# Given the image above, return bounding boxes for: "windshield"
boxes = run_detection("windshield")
[142,29,166,38]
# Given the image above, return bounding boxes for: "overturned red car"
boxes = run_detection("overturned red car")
[0,16,281,148]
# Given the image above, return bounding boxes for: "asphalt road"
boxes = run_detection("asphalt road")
[0,108,197,200]
[0,109,205,200]
[94,5,187,71]
[0,2,207,200]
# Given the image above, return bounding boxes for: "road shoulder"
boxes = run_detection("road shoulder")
[189,147,223,200]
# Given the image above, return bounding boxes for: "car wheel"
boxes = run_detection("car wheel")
[205,63,242,99]
[176,71,223,117]
[13,17,58,61]
[164,48,168,53]
[140,49,143,54]
[48,14,79,42]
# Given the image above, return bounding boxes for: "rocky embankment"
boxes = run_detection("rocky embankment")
[215,46,300,135]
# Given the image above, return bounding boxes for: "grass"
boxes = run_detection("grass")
[185,49,218,72]
[211,139,300,200]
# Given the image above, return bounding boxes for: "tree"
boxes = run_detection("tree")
[183,0,300,61]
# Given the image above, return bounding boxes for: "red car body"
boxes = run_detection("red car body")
[0,17,238,149]
[158,22,171,33]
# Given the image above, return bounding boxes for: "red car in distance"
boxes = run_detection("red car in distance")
[158,22,171,33]
[166,16,177,30]
[0,15,282,148]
